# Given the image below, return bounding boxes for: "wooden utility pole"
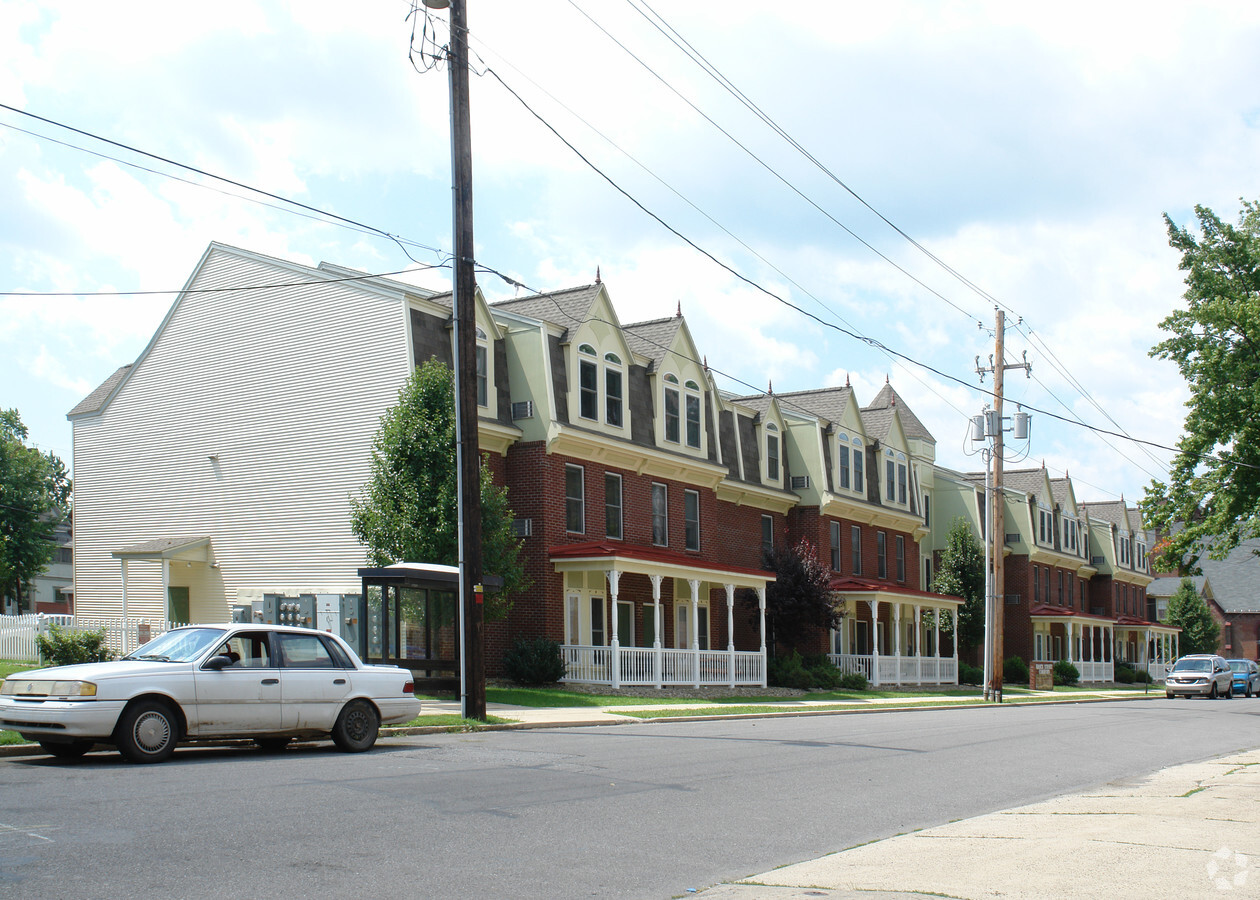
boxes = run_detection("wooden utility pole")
[446,0,485,721]
[991,310,1007,703]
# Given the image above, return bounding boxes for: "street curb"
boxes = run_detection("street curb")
[0,691,1161,758]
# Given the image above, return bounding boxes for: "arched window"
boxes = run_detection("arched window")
[604,353,623,427]
[663,374,681,443]
[577,344,598,421]
[852,438,864,493]
[837,433,851,490]
[684,379,702,449]
[766,423,780,482]
[896,451,908,505]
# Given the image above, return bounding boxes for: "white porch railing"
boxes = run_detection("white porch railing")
[0,615,188,663]
[829,653,958,686]
[561,644,765,687]
[1146,661,1170,682]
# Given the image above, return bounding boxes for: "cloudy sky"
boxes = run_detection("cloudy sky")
[4,1,1259,507]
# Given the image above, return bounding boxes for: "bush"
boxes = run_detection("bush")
[1113,666,1135,684]
[1053,659,1080,686]
[36,623,114,667]
[502,638,567,685]
[1003,655,1029,685]
[838,671,868,691]
[801,654,844,689]
[1133,669,1154,684]
[768,652,849,690]
[959,662,984,685]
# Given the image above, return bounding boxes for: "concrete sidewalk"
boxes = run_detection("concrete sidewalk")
[699,748,1260,899]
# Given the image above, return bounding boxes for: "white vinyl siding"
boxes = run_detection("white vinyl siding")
[70,246,416,622]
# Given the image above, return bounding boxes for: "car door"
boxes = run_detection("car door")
[191,631,283,735]
[274,632,353,731]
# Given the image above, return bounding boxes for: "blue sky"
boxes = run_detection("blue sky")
[4,1,1260,506]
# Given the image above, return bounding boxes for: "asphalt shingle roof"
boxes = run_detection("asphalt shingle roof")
[490,284,602,336]
[622,317,682,368]
[68,364,132,418]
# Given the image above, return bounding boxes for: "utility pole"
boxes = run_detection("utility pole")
[974,309,1031,703]
[429,0,485,720]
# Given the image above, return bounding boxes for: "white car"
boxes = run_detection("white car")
[0,624,421,763]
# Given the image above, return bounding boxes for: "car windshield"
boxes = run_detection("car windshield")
[123,627,226,662]
[1173,658,1211,673]
[1228,661,1250,673]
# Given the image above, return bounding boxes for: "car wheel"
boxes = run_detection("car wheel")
[1165,692,1175,699]
[39,739,94,760]
[1225,685,1233,699]
[115,699,179,763]
[1247,685,1253,698]
[332,699,379,753]
[255,737,292,753]
[1209,683,1218,699]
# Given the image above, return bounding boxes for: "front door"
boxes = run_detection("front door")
[167,586,189,625]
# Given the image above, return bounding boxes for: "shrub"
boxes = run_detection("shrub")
[959,662,984,685]
[1113,666,1135,684]
[801,654,844,689]
[1003,655,1029,685]
[1053,659,1080,686]
[768,652,814,690]
[36,623,114,667]
[1132,669,1154,684]
[837,671,868,691]
[502,638,567,685]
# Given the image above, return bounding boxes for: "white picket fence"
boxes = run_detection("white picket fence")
[0,614,186,664]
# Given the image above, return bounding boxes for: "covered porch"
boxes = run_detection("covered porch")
[1029,605,1116,683]
[549,542,775,689]
[826,577,962,686]
[1114,616,1180,681]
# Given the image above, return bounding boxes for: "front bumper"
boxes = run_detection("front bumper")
[0,697,127,740]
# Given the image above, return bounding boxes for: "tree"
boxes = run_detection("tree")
[748,538,841,656]
[1144,199,1260,571]
[931,517,985,658]
[1164,577,1220,656]
[0,409,71,614]
[349,360,527,619]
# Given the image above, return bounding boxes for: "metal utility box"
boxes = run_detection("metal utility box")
[230,604,252,624]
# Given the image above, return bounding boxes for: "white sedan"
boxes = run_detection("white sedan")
[0,624,422,763]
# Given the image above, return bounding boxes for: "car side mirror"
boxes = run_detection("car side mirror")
[204,654,234,670]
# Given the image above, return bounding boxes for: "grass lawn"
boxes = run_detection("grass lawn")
[1,659,39,680]
[397,714,515,731]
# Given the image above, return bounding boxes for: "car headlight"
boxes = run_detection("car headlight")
[0,679,97,698]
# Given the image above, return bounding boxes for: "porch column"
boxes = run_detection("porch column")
[1144,628,1152,673]
[606,569,621,690]
[120,559,130,654]
[1066,621,1074,665]
[650,574,663,689]
[757,586,767,687]
[867,599,881,687]
[893,604,902,685]
[951,607,959,684]
[725,584,736,688]
[914,605,922,684]
[689,579,701,687]
[934,609,942,685]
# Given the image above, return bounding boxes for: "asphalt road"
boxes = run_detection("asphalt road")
[2,698,1258,899]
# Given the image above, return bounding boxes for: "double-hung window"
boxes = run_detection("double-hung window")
[837,436,851,490]
[895,535,905,582]
[877,532,887,579]
[897,456,907,505]
[766,424,780,482]
[651,483,668,546]
[684,490,700,551]
[604,354,623,427]
[565,465,585,533]
[663,375,681,443]
[605,473,623,540]
[475,331,489,408]
[578,345,598,421]
[830,521,841,571]
[685,382,702,449]
[852,439,865,493]
[761,515,774,556]
[851,524,862,574]
[885,451,896,503]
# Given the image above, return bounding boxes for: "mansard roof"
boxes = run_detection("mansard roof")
[865,383,935,444]
[772,386,858,425]
[1000,467,1049,498]
[1080,500,1129,528]
[489,284,602,336]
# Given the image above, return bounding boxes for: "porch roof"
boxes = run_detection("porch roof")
[111,536,211,562]
[1028,603,1117,627]
[1114,614,1181,634]
[549,541,774,589]
[828,576,962,607]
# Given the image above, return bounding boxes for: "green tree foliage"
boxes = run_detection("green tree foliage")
[931,518,985,654]
[1164,577,1220,655]
[1144,200,1260,571]
[349,360,527,619]
[751,538,842,656]
[0,410,71,613]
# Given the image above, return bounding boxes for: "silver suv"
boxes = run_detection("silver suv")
[1165,654,1233,699]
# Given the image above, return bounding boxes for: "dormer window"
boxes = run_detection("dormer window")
[837,434,851,490]
[884,449,896,502]
[663,374,681,443]
[852,438,864,493]
[578,344,598,421]
[684,380,702,449]
[475,326,489,408]
[604,353,623,427]
[766,423,780,482]
[897,452,907,505]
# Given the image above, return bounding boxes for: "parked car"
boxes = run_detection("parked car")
[1226,659,1260,698]
[1164,654,1233,699]
[0,624,421,763]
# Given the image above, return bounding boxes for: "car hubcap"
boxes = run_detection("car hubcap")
[346,708,370,741]
[134,712,171,753]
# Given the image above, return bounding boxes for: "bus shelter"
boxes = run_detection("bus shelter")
[356,562,501,690]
